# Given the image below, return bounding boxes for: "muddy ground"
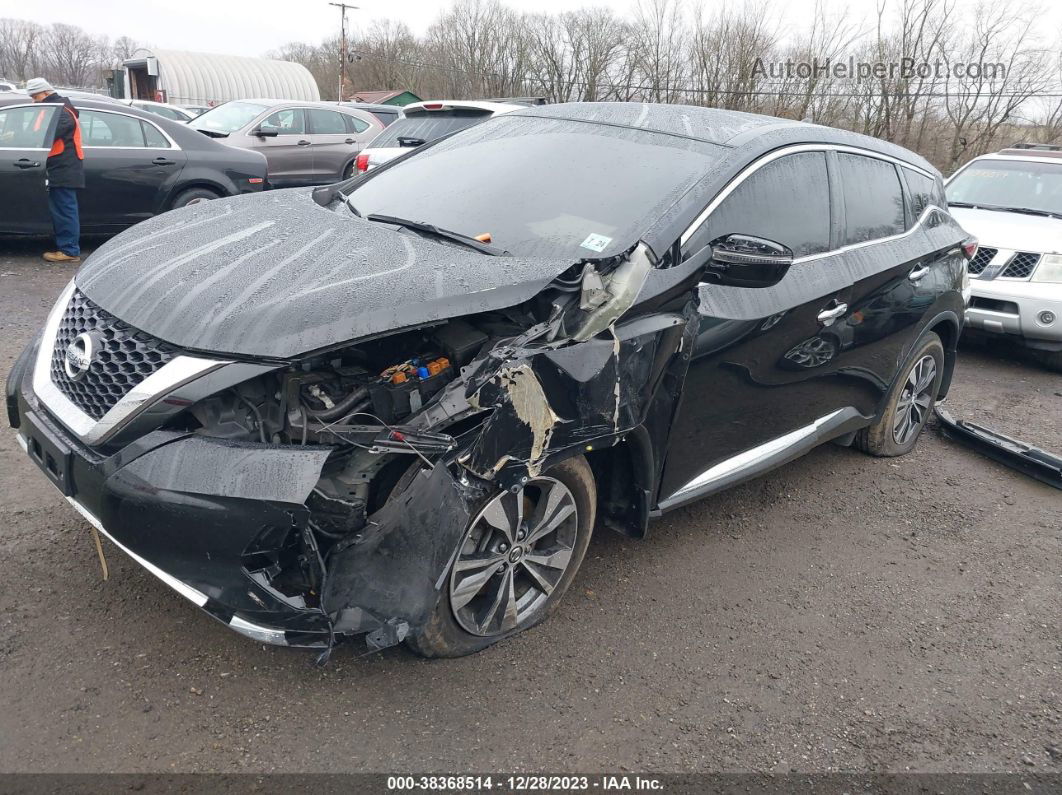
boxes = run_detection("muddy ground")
[0,241,1059,774]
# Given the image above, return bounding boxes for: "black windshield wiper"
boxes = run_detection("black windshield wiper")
[1003,206,1062,219]
[949,201,1062,218]
[195,128,229,138]
[397,136,426,148]
[365,213,508,255]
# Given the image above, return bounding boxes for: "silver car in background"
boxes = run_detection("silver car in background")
[353,100,524,174]
[190,99,383,186]
[947,143,1062,370]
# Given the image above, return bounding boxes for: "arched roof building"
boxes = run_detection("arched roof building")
[123,48,319,107]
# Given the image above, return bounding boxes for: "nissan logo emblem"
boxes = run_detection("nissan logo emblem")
[64,332,94,381]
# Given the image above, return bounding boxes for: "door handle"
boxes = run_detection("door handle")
[14,158,41,169]
[297,139,311,146]
[817,302,848,324]
[908,264,931,282]
[344,138,355,144]
[152,157,175,166]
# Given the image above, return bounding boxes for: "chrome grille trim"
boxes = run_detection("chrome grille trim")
[31,281,231,446]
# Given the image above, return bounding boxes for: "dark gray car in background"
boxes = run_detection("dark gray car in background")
[190,99,383,186]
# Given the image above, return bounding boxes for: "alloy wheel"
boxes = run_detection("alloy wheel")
[449,477,579,637]
[893,354,937,445]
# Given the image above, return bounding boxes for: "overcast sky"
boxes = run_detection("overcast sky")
[8,0,1060,58]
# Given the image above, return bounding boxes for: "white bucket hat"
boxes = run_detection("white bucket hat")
[24,77,54,95]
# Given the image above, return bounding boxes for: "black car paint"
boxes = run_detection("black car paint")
[0,98,266,235]
[7,103,967,652]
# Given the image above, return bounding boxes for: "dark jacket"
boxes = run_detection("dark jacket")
[41,93,84,189]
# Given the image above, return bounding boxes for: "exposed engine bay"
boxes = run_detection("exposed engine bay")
[115,243,700,654]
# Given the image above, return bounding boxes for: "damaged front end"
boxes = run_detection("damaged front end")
[13,242,700,654]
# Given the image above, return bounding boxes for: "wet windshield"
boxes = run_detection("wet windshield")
[191,101,270,135]
[947,158,1062,217]
[347,115,723,258]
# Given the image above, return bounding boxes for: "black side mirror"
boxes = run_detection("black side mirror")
[704,234,794,288]
[253,127,279,138]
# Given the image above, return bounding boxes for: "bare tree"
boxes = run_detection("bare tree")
[0,18,43,81]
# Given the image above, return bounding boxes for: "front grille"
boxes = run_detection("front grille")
[967,246,997,275]
[49,290,176,420]
[1000,251,1040,279]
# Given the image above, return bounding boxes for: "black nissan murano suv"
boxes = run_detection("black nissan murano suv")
[7,103,972,657]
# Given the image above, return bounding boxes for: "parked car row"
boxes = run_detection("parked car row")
[0,97,267,235]
[188,99,384,185]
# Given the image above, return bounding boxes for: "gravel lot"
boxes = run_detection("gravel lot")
[0,240,1059,774]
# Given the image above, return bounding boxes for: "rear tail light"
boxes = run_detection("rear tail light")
[421,103,444,110]
[247,177,264,184]
[961,238,978,259]
[356,153,369,173]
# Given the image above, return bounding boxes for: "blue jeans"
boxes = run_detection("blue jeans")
[48,187,81,256]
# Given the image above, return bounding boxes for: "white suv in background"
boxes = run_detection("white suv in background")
[353,100,525,174]
[947,144,1062,370]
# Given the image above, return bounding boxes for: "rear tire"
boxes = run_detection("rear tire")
[170,187,220,209]
[405,456,597,658]
[855,332,944,457]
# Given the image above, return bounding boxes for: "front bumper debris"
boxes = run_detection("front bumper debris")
[935,407,1062,490]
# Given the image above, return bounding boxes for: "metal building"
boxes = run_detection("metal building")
[122,48,320,107]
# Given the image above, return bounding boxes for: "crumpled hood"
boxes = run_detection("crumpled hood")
[950,207,1062,256]
[76,189,576,359]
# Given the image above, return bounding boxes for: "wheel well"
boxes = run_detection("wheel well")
[168,181,225,208]
[926,315,960,399]
[584,434,654,539]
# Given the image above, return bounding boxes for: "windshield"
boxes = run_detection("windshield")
[191,101,270,135]
[947,158,1062,216]
[348,115,722,258]
[368,109,493,149]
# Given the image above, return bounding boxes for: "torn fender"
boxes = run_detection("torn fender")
[463,309,691,485]
[321,462,492,641]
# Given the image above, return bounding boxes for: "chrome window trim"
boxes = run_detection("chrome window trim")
[79,107,181,150]
[31,280,230,446]
[681,142,938,249]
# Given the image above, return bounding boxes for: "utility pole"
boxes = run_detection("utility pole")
[329,2,359,101]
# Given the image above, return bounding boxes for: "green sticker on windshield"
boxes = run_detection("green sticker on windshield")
[581,233,612,253]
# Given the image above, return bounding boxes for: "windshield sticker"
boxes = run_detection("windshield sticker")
[580,233,612,253]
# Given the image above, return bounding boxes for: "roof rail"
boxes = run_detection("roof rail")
[1007,142,1062,151]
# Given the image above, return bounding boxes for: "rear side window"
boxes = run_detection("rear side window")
[0,105,57,148]
[903,168,944,219]
[342,114,370,134]
[142,121,169,148]
[81,110,146,147]
[837,154,905,244]
[688,152,832,258]
[369,109,492,149]
[308,109,348,135]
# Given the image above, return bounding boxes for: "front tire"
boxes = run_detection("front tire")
[405,456,596,658]
[855,332,944,457]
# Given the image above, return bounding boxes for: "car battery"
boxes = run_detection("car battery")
[369,356,453,422]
